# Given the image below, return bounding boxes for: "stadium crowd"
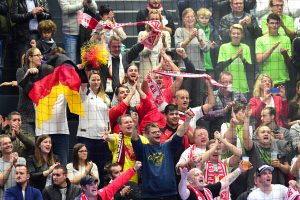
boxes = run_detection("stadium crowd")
[0,0,300,199]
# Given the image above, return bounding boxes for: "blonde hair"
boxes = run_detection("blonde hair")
[146,9,163,32]
[230,24,244,33]
[182,8,195,27]
[196,8,212,18]
[252,74,273,97]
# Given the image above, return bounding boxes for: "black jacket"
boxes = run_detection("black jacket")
[10,0,51,41]
[42,178,81,200]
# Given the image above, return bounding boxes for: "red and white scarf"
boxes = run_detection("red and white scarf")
[79,193,99,200]
[188,185,213,200]
[116,132,125,169]
[204,160,229,200]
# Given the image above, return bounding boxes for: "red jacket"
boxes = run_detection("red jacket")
[109,97,152,133]
[98,168,135,200]
[249,96,288,127]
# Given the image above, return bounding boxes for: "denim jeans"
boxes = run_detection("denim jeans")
[77,137,112,187]
[50,134,69,166]
[63,34,79,64]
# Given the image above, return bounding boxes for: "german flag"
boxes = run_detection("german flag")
[22,55,85,128]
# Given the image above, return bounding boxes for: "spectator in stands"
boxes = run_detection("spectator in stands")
[219,0,262,46]
[105,162,142,200]
[93,5,126,48]
[176,127,209,170]
[204,72,247,136]
[4,164,42,200]
[177,0,213,22]
[16,47,43,134]
[223,103,250,154]
[195,7,221,79]
[217,24,252,94]
[0,135,26,199]
[212,0,257,26]
[143,49,183,108]
[0,0,10,72]
[43,164,80,200]
[10,0,51,68]
[174,79,215,131]
[101,35,144,98]
[75,161,142,200]
[247,165,288,200]
[289,81,300,127]
[66,143,99,185]
[34,20,57,61]
[27,135,60,191]
[3,111,35,158]
[256,13,292,88]
[249,74,288,128]
[131,109,194,199]
[243,108,290,188]
[103,114,148,183]
[175,8,210,107]
[77,70,112,186]
[261,107,292,145]
[136,0,175,36]
[137,9,171,79]
[178,160,252,199]
[109,81,145,130]
[261,0,295,40]
[291,37,300,88]
[58,0,97,64]
[219,0,261,88]
[202,133,242,199]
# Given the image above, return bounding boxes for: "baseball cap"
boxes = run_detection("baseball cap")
[80,176,97,186]
[256,165,274,175]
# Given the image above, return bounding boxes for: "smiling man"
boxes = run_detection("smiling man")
[178,160,251,200]
[247,165,288,200]
[131,109,195,199]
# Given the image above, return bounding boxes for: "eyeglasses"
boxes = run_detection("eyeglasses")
[78,150,88,153]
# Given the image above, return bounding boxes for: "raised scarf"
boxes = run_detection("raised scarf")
[204,160,229,200]
[188,185,213,200]
[116,131,125,169]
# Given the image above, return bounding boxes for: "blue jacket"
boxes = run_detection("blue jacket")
[5,183,43,200]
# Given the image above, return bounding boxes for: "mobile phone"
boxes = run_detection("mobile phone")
[270,88,280,93]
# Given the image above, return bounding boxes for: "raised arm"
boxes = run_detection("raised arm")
[202,80,215,114]
[243,108,253,151]
[178,167,191,200]
[177,109,195,137]
[256,41,280,64]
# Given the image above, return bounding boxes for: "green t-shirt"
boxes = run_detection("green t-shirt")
[256,34,291,84]
[195,22,213,70]
[218,43,252,93]
[261,14,295,36]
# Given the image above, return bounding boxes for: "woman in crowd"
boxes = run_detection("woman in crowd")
[77,70,112,187]
[27,135,60,191]
[217,24,251,94]
[137,9,171,79]
[249,74,288,128]
[16,47,43,134]
[66,143,99,185]
[174,8,209,107]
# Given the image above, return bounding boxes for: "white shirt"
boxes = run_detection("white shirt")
[77,89,109,139]
[176,146,206,170]
[35,94,69,136]
[179,106,204,131]
[247,184,288,200]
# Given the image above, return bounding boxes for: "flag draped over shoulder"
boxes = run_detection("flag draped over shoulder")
[21,55,85,128]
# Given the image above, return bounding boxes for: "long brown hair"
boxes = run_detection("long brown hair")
[24,47,40,67]
[72,143,88,170]
[88,71,110,106]
[34,135,57,167]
